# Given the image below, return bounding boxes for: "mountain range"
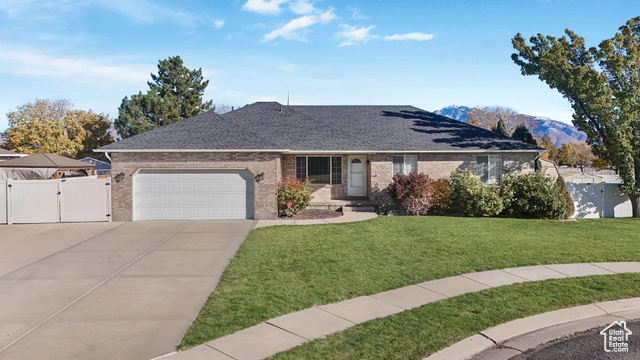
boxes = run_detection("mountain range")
[434,105,587,147]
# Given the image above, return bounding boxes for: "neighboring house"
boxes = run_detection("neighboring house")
[81,156,111,176]
[0,153,94,180]
[96,102,543,221]
[0,148,26,162]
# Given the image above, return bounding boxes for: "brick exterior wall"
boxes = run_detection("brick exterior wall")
[370,152,536,203]
[111,151,536,220]
[110,152,280,220]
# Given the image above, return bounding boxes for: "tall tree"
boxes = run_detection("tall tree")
[511,124,537,145]
[492,118,511,137]
[556,142,596,168]
[65,109,114,158]
[538,135,559,161]
[512,16,640,217]
[115,56,213,138]
[4,99,113,158]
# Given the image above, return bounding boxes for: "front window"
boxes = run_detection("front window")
[477,155,502,185]
[296,156,342,185]
[393,155,417,175]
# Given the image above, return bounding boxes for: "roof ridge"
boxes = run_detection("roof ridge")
[42,153,57,166]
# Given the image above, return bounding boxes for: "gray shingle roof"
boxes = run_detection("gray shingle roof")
[97,102,543,152]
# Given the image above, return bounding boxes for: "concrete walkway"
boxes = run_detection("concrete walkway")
[159,262,640,360]
[0,220,256,360]
[430,297,640,360]
[253,211,378,229]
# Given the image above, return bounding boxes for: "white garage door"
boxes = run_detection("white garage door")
[133,169,255,220]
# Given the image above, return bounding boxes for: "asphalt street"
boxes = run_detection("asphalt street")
[514,320,640,360]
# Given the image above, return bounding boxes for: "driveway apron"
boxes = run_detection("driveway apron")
[0,219,256,360]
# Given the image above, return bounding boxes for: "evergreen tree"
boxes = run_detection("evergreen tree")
[492,118,510,137]
[115,56,213,138]
[511,124,537,145]
[512,16,640,217]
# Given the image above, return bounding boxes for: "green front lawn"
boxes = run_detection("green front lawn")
[180,217,640,349]
[274,274,640,359]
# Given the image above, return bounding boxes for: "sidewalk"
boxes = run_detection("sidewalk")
[156,262,640,360]
[253,211,378,229]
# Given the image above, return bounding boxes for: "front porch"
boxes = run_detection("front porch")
[281,153,372,202]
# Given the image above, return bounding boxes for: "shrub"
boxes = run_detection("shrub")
[449,169,503,217]
[430,179,452,214]
[277,176,312,217]
[500,172,566,219]
[386,171,433,215]
[556,176,575,219]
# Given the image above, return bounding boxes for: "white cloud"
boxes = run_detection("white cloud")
[212,19,225,29]
[263,15,315,42]
[0,44,151,86]
[384,32,435,41]
[95,0,203,27]
[1,0,205,28]
[347,6,369,20]
[318,7,337,23]
[242,0,290,15]
[336,24,378,47]
[263,8,336,42]
[289,0,316,15]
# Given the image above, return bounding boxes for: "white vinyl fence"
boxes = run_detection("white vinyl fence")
[1,178,111,224]
[567,182,632,219]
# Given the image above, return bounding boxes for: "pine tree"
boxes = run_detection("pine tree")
[511,124,537,145]
[115,56,213,138]
[492,118,510,137]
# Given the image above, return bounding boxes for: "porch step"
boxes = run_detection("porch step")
[343,204,376,213]
[309,200,376,212]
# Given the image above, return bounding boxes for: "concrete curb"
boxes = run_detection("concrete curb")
[253,212,378,229]
[161,262,640,360]
[425,297,640,360]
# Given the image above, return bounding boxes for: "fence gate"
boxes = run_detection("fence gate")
[2,178,111,224]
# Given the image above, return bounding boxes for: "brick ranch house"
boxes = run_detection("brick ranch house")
[96,102,543,221]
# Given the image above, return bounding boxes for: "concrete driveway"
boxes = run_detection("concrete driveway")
[0,219,256,360]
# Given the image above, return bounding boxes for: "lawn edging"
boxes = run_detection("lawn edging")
[165,262,640,360]
[426,296,640,360]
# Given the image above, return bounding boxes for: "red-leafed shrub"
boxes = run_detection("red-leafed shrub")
[278,176,312,217]
[430,179,452,213]
[386,171,433,215]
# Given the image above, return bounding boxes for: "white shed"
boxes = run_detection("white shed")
[564,173,632,218]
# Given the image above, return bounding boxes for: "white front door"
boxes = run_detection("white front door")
[347,156,367,196]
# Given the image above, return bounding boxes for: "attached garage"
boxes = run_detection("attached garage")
[133,169,255,220]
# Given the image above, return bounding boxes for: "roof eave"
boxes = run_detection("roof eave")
[95,148,544,154]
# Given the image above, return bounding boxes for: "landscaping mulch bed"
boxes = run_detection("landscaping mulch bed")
[279,209,342,220]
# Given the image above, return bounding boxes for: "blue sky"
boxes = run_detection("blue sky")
[0,0,637,131]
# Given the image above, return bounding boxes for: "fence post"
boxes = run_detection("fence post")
[6,179,12,225]
[106,178,112,222]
